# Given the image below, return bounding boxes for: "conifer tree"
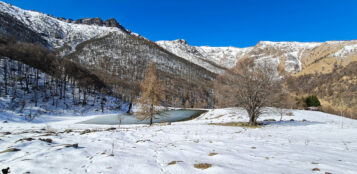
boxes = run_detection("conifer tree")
[137,61,165,126]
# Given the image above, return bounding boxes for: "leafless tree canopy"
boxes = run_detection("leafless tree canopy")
[215,59,282,125]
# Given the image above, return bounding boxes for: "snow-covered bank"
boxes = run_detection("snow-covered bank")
[1,108,357,174]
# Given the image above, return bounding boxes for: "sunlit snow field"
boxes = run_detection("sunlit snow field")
[1,108,357,174]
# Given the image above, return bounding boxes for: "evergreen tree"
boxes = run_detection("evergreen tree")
[305,95,321,107]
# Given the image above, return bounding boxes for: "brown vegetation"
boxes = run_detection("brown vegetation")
[214,59,282,125]
[136,62,165,125]
[286,61,357,119]
[194,163,212,170]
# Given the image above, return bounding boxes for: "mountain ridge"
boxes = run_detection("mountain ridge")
[0,0,217,107]
[1,1,356,112]
[157,39,357,75]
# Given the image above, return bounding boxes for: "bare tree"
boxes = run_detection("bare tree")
[273,92,290,121]
[136,61,165,126]
[215,59,281,125]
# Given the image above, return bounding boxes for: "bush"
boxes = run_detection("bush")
[305,95,321,107]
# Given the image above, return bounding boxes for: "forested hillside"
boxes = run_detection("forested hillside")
[63,33,216,108]
[0,1,217,108]
[286,61,357,118]
[0,36,127,118]
[0,0,355,116]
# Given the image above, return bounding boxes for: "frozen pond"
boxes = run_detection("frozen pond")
[78,109,207,125]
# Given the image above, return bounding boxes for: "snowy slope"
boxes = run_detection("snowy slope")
[250,41,322,73]
[1,108,357,174]
[157,39,253,73]
[157,40,323,74]
[0,1,216,104]
[2,0,356,76]
[330,40,357,57]
[157,39,357,74]
[0,1,123,51]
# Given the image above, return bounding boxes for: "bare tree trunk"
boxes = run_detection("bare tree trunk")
[83,88,87,106]
[63,75,67,104]
[34,69,39,107]
[72,80,75,104]
[127,102,132,114]
[3,58,8,95]
[150,104,154,126]
[249,114,255,125]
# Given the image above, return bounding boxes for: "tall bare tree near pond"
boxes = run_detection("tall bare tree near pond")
[137,61,165,126]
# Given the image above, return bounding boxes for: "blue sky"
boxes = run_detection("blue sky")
[2,0,357,47]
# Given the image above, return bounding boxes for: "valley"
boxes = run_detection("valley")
[0,1,356,173]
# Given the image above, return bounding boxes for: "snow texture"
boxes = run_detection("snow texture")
[1,108,357,174]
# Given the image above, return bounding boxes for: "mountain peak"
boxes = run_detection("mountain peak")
[172,39,187,45]
[56,16,130,33]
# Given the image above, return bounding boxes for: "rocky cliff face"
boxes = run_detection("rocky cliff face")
[57,17,130,33]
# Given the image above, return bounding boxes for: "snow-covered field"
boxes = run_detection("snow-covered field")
[1,108,357,174]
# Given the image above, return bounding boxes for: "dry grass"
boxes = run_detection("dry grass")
[0,148,21,154]
[39,138,53,143]
[312,168,320,171]
[194,163,212,170]
[214,115,225,119]
[168,161,183,165]
[208,152,218,156]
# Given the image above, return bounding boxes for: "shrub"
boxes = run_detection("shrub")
[305,95,321,107]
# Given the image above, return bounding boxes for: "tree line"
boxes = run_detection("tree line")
[0,35,121,117]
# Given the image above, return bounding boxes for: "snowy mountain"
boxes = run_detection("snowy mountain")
[0,1,216,107]
[1,0,356,110]
[2,0,356,77]
[0,1,125,51]
[157,39,357,75]
[156,39,253,74]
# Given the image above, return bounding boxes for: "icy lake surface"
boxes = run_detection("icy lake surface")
[78,109,206,125]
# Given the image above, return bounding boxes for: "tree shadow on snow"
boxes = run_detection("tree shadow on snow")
[261,120,325,127]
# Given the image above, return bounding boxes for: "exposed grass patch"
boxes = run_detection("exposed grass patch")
[312,168,320,171]
[214,115,225,119]
[209,122,263,128]
[39,138,53,143]
[63,129,73,133]
[80,129,91,135]
[1,132,11,135]
[208,152,218,156]
[106,127,116,131]
[194,163,212,170]
[136,139,151,143]
[64,143,78,148]
[16,137,35,143]
[263,119,276,122]
[0,148,21,154]
[168,161,183,165]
